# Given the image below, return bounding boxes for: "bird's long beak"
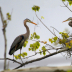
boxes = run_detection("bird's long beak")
[62,20,68,23]
[31,22,37,25]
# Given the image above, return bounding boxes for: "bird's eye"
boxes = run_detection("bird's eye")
[28,20,31,22]
[67,18,70,21]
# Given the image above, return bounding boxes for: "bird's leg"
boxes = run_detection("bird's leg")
[20,48,23,63]
[13,53,14,63]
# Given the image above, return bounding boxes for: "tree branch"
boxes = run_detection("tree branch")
[35,12,56,36]
[29,39,55,49]
[0,7,7,70]
[14,48,69,69]
[61,1,72,12]
[0,58,21,64]
[50,26,60,33]
[22,47,63,60]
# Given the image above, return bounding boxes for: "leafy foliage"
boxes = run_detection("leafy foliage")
[49,32,72,49]
[59,32,69,38]
[39,46,47,56]
[14,52,27,59]
[62,0,72,6]
[32,5,40,12]
[30,32,40,40]
[3,12,11,29]
[29,41,40,51]
[49,36,58,43]
[6,13,11,20]
[39,50,42,55]
[23,40,28,47]
[65,40,72,49]
[42,46,46,56]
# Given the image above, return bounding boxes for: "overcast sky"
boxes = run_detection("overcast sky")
[0,0,72,71]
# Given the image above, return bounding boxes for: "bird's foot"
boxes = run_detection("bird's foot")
[20,56,23,64]
[13,59,15,63]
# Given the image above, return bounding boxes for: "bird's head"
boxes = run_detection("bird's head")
[24,18,37,25]
[62,17,72,23]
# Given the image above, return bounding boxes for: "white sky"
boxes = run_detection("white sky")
[0,0,72,70]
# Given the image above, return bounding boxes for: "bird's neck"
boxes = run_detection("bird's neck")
[24,21,30,39]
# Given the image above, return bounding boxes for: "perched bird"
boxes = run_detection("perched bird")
[63,17,72,27]
[9,18,37,61]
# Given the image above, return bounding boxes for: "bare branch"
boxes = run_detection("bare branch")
[14,48,69,69]
[60,5,66,7]
[50,26,60,33]
[0,58,21,64]
[23,47,62,60]
[46,50,51,54]
[35,12,56,36]
[0,7,7,70]
[61,1,72,12]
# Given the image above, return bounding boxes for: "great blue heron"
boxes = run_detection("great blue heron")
[63,17,72,27]
[9,18,37,61]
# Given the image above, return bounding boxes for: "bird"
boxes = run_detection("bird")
[62,17,72,27]
[9,18,37,61]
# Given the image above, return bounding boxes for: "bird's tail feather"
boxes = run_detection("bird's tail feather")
[9,48,15,55]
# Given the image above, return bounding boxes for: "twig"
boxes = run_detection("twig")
[0,7,7,70]
[29,39,55,49]
[0,58,21,64]
[50,26,60,33]
[23,47,63,59]
[23,54,36,59]
[14,48,69,69]
[7,9,13,24]
[35,12,56,36]
[61,1,72,12]
[46,50,51,54]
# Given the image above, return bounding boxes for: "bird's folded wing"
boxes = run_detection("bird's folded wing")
[10,36,23,49]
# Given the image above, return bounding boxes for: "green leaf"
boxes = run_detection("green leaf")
[41,16,44,19]
[39,50,42,55]
[42,46,46,51]
[69,1,72,6]
[7,13,9,16]
[30,44,33,47]
[23,40,28,47]
[49,38,52,42]
[43,51,46,56]
[31,34,33,37]
[8,17,11,20]
[30,36,33,40]
[8,15,11,18]
[28,48,31,51]
[3,20,7,24]
[21,54,25,58]
[69,46,71,49]
[36,41,40,46]
[14,55,18,60]
[32,5,40,12]
[29,41,40,51]
[53,36,58,41]
[62,0,65,1]
[34,35,40,39]
[59,32,62,34]
[30,32,40,39]
[51,41,53,43]
[32,48,34,51]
